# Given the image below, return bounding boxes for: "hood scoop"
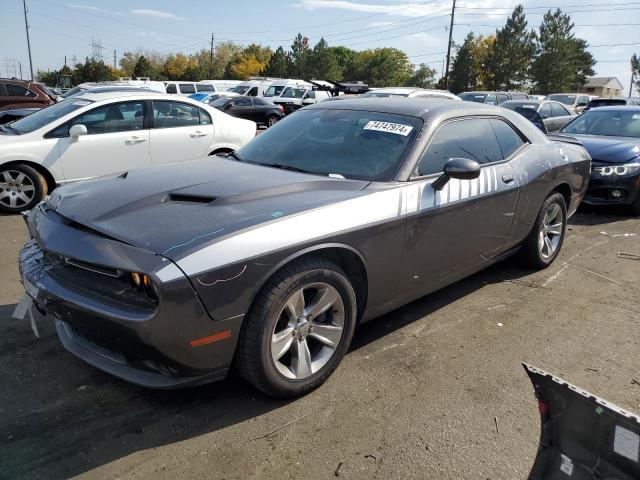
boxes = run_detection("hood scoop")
[165,193,217,205]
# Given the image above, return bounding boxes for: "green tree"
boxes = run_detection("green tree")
[485,5,536,90]
[530,9,595,93]
[263,46,290,77]
[329,46,356,81]
[133,55,153,78]
[288,33,312,79]
[406,63,437,88]
[310,38,340,80]
[449,33,478,93]
[350,48,413,87]
[72,58,116,83]
[631,54,640,93]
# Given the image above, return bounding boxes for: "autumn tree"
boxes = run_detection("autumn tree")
[406,63,437,88]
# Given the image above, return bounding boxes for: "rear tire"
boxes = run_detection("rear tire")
[236,257,357,398]
[520,192,567,269]
[267,115,279,127]
[0,164,48,214]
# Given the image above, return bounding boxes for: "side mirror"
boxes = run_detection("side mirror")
[432,158,481,191]
[69,124,87,139]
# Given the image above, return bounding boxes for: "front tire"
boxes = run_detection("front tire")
[0,164,48,214]
[520,192,567,269]
[267,115,280,127]
[236,257,357,398]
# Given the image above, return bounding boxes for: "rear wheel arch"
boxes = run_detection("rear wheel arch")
[209,148,233,156]
[551,182,571,211]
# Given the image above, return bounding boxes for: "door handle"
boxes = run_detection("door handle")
[125,136,146,144]
[502,174,514,184]
[190,131,208,138]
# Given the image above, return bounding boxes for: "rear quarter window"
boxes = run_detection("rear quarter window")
[489,119,526,158]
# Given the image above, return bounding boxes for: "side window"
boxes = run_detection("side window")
[196,84,214,92]
[234,97,252,107]
[152,101,199,128]
[416,118,503,176]
[165,83,177,94]
[247,87,258,97]
[489,119,526,159]
[6,84,36,97]
[485,94,497,105]
[305,91,316,99]
[497,94,509,104]
[539,103,552,118]
[199,108,212,125]
[179,83,196,94]
[72,101,144,134]
[551,103,568,117]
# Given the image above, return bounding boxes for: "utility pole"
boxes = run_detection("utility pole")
[64,55,67,67]
[444,0,456,87]
[22,0,34,81]
[19,62,23,79]
[210,33,215,63]
[630,67,634,97]
[113,49,117,69]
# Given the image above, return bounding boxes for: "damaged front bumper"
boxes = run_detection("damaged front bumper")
[17,204,244,389]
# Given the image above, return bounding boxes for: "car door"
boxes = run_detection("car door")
[149,100,214,165]
[56,100,150,181]
[549,102,573,132]
[399,117,521,294]
[226,97,254,120]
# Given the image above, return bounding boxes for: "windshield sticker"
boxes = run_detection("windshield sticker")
[475,95,484,99]
[72,100,91,106]
[632,114,640,120]
[614,425,640,462]
[522,104,537,109]
[559,454,574,475]
[364,121,413,136]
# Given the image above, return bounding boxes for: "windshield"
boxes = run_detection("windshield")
[360,91,409,98]
[281,87,306,99]
[6,98,93,134]
[235,109,422,181]
[501,101,539,111]
[548,94,577,106]
[264,85,285,97]
[587,99,626,109]
[210,97,234,108]
[229,85,250,95]
[61,85,90,98]
[459,93,487,103]
[562,110,640,138]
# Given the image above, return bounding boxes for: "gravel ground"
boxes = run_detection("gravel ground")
[1,205,639,480]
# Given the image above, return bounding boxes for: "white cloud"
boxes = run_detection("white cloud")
[66,3,124,16]
[130,9,186,21]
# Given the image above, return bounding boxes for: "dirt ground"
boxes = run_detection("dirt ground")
[1,205,639,480]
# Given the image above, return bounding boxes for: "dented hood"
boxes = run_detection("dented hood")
[47,156,368,260]
[525,364,640,480]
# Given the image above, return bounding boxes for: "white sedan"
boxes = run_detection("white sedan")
[0,91,256,213]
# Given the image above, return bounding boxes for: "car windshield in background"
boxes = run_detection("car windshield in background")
[459,93,487,102]
[562,110,640,138]
[548,94,576,105]
[235,109,422,181]
[210,97,234,108]
[229,85,250,95]
[281,88,306,99]
[61,85,88,98]
[501,101,539,111]
[360,92,409,98]
[4,98,93,134]
[264,85,285,97]
[587,99,626,108]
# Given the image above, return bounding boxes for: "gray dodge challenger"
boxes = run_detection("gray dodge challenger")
[17,98,591,397]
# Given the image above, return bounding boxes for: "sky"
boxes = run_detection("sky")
[1,0,638,94]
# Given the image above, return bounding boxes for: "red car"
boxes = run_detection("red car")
[0,78,57,111]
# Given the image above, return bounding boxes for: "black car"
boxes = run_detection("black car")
[560,106,640,214]
[16,98,590,397]
[584,97,640,111]
[500,99,575,132]
[212,95,284,127]
[459,91,529,105]
[0,107,40,124]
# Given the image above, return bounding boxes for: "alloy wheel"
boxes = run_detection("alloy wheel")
[0,170,36,209]
[268,116,279,127]
[271,282,345,380]
[538,203,564,259]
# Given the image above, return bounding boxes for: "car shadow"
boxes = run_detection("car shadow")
[0,257,530,479]
[569,204,634,226]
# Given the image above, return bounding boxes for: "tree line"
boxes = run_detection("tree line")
[448,7,596,94]
[37,6,632,94]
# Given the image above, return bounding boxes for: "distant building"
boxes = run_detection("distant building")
[579,77,624,98]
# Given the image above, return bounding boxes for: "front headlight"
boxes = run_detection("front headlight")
[593,161,640,176]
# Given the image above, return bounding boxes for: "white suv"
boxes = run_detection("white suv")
[0,91,256,213]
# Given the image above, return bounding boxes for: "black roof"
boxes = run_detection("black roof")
[305,96,493,119]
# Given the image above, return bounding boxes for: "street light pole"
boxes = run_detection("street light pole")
[22,0,34,81]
